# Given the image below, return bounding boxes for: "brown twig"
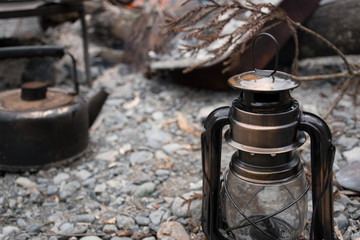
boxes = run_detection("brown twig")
[180,192,203,214]
[294,70,360,81]
[287,20,355,75]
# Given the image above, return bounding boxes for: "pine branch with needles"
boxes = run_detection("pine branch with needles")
[163,0,360,119]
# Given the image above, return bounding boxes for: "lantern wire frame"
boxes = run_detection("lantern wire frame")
[221,170,310,240]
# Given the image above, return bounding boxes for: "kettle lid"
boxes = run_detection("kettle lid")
[0,81,75,112]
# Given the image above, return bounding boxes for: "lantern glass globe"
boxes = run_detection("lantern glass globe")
[220,168,308,240]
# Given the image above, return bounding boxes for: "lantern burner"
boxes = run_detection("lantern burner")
[233,216,293,240]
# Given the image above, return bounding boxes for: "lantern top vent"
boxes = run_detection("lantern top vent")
[228,69,300,92]
[228,32,300,93]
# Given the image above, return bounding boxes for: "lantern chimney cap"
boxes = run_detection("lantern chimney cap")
[228,69,300,92]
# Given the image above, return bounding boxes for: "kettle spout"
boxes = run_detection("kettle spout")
[87,88,109,127]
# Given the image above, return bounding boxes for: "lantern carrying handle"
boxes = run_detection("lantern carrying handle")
[251,32,279,76]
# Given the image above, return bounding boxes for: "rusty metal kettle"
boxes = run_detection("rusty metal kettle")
[0,46,108,171]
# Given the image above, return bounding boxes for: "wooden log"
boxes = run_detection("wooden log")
[299,0,360,58]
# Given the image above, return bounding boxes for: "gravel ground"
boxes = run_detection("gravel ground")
[0,15,360,240]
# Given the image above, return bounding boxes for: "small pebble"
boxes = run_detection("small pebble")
[103,224,118,233]
[335,214,349,234]
[130,151,154,165]
[150,210,165,225]
[46,185,58,195]
[59,181,81,200]
[116,215,136,230]
[53,173,70,185]
[73,214,95,224]
[135,216,150,226]
[15,177,37,189]
[79,237,103,240]
[334,201,346,213]
[134,182,156,198]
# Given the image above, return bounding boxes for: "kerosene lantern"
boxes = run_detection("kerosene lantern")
[201,33,336,240]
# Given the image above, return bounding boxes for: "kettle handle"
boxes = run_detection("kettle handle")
[299,112,336,240]
[0,45,79,95]
[0,45,65,59]
[201,106,229,240]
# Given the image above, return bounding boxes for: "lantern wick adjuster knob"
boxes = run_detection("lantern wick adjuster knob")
[251,32,279,77]
[21,81,48,101]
